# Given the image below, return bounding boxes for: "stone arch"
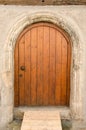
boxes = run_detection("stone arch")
[2,12,83,122]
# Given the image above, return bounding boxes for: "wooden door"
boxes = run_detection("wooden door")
[14,22,71,106]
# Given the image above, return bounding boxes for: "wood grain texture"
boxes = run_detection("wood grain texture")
[25,31,31,105]
[37,26,43,105]
[14,41,19,106]
[61,36,67,105]
[66,41,71,106]
[49,27,56,105]
[14,22,71,106]
[43,26,49,105]
[0,0,85,5]
[18,37,25,105]
[30,28,37,105]
[55,31,62,105]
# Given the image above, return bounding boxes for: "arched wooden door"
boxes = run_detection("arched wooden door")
[14,22,71,107]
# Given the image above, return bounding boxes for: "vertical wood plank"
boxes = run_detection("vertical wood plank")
[14,22,71,107]
[18,37,25,106]
[25,31,31,105]
[30,28,37,105]
[43,26,49,105]
[55,32,62,105]
[14,42,19,106]
[66,42,71,105]
[49,27,56,105]
[61,36,67,105]
[37,26,43,105]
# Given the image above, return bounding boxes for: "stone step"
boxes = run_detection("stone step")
[21,111,62,130]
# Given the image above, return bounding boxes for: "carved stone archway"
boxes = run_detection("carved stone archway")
[2,12,83,124]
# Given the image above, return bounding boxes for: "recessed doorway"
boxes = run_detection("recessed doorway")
[14,22,71,107]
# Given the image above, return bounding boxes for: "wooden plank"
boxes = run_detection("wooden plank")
[43,26,49,105]
[48,27,56,105]
[61,36,67,105]
[66,41,71,105]
[55,32,62,105]
[0,0,85,5]
[18,37,25,106]
[30,28,37,105]
[14,42,19,106]
[14,22,71,107]
[37,26,43,105]
[25,31,31,105]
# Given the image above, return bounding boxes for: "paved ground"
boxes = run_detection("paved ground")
[6,119,71,130]
[6,119,86,130]
[7,119,22,130]
[21,111,62,130]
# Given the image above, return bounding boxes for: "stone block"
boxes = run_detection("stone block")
[21,111,62,130]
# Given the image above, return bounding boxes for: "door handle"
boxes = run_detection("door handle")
[20,66,25,71]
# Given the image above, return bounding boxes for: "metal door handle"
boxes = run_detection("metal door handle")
[20,66,25,71]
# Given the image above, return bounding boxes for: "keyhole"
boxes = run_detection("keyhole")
[42,0,45,2]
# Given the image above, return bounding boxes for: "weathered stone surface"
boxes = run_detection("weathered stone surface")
[6,119,86,130]
[7,120,22,130]
[14,109,24,120]
[61,119,72,129]
[21,111,62,130]
[0,5,86,130]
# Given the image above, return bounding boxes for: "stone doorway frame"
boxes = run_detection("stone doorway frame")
[2,12,83,123]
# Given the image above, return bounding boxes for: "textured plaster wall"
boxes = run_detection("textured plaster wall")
[0,5,86,129]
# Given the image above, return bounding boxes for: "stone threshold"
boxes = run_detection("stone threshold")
[14,106,70,120]
[21,110,62,130]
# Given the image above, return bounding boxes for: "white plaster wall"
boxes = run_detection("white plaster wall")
[0,5,86,129]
